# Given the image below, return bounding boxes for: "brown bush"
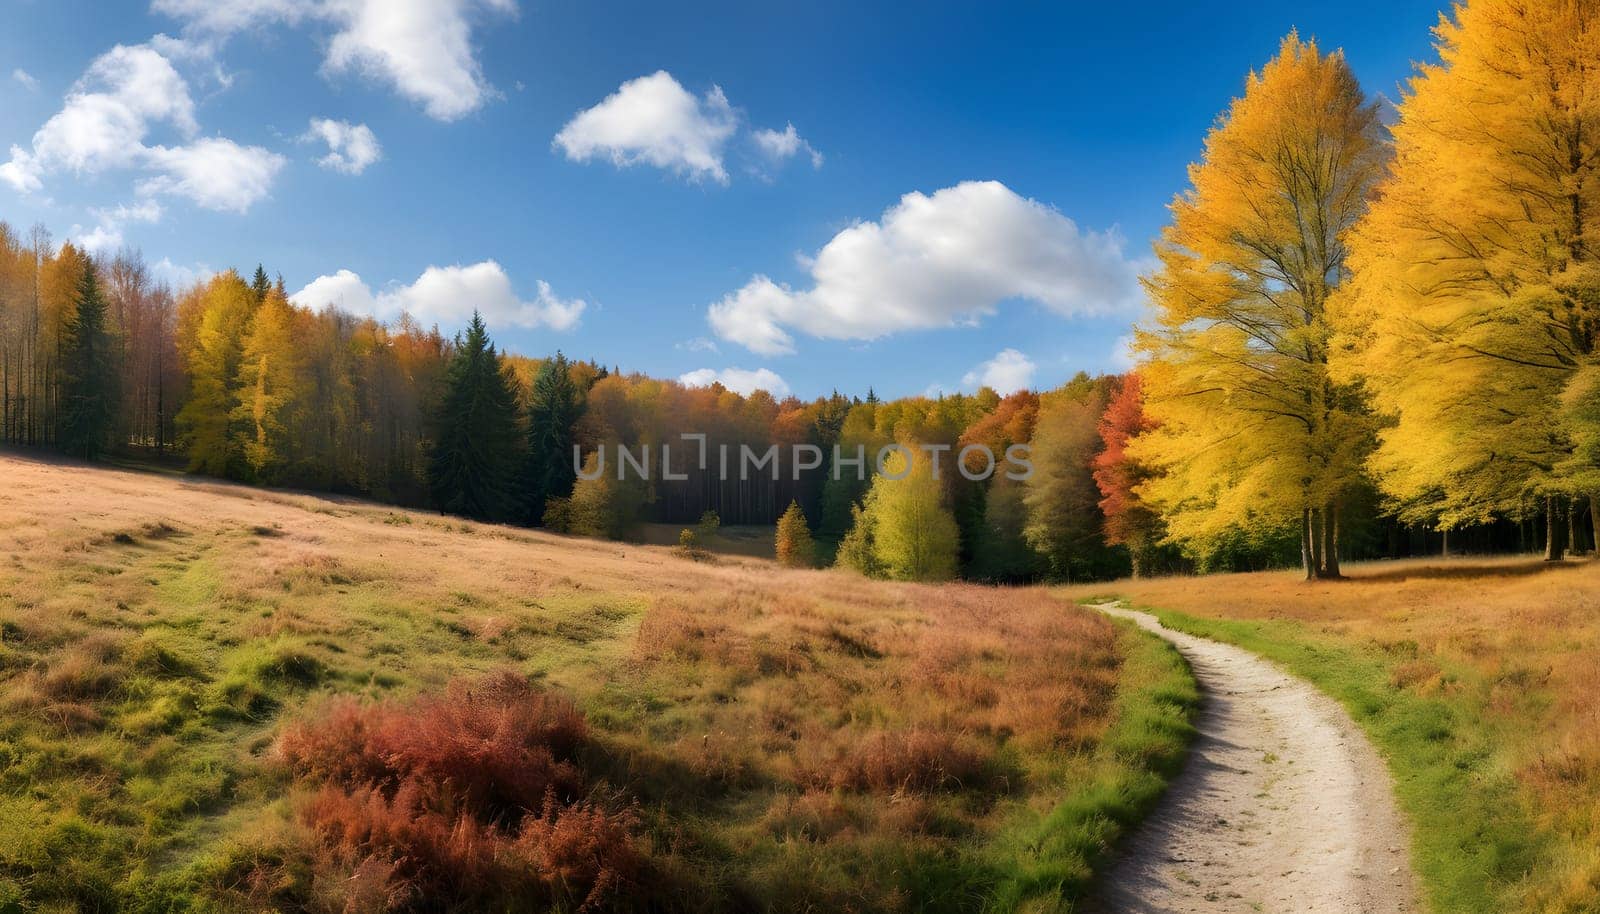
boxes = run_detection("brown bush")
[806,729,1001,794]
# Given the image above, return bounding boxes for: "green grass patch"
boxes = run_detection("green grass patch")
[984,618,1199,911]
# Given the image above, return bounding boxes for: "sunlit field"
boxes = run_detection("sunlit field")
[0,452,1194,913]
[1063,557,1600,914]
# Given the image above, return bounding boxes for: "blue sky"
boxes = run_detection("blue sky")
[0,0,1443,399]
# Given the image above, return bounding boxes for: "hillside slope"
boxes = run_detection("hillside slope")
[0,452,1194,913]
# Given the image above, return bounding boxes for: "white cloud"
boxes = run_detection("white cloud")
[303,117,382,174]
[0,42,282,213]
[679,367,789,398]
[554,71,736,183]
[140,138,286,212]
[753,123,822,169]
[11,69,38,91]
[150,0,316,35]
[153,0,515,121]
[291,261,586,331]
[676,336,719,353]
[96,199,166,224]
[0,149,43,194]
[961,348,1036,395]
[323,0,514,121]
[0,43,197,194]
[707,180,1148,355]
[76,199,167,255]
[75,224,125,255]
[152,256,215,288]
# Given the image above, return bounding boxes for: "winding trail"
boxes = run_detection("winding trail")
[1089,605,1418,914]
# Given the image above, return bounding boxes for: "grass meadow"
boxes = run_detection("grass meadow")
[1063,557,1600,914]
[0,452,1195,913]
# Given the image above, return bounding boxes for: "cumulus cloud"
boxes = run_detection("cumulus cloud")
[554,71,737,183]
[752,123,822,169]
[0,42,283,212]
[707,180,1148,355]
[0,44,197,193]
[678,367,789,398]
[140,138,285,212]
[153,0,515,121]
[554,71,820,184]
[303,118,381,174]
[291,261,586,332]
[11,69,38,91]
[961,348,1037,395]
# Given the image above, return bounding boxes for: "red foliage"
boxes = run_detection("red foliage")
[1092,373,1159,546]
[958,391,1040,474]
[277,671,646,912]
[279,670,588,820]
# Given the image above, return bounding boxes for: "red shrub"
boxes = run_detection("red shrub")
[278,671,648,912]
[514,794,647,911]
[279,670,589,820]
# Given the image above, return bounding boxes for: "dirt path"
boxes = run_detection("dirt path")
[1089,605,1418,914]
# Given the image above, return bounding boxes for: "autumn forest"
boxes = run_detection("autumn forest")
[7,0,1600,912]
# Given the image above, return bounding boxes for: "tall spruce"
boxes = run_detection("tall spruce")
[427,312,523,521]
[521,351,581,525]
[250,264,270,303]
[58,262,116,459]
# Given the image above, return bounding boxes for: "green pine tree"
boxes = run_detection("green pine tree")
[427,313,524,521]
[521,351,582,524]
[250,264,271,303]
[58,262,118,460]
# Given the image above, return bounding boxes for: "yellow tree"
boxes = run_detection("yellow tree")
[775,500,816,568]
[1334,0,1600,558]
[38,242,90,443]
[232,286,302,480]
[861,446,959,582]
[176,272,256,475]
[1132,34,1387,578]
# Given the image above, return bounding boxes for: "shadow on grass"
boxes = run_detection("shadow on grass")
[1349,557,1588,584]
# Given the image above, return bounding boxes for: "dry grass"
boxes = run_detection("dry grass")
[1063,556,1600,913]
[0,451,1188,913]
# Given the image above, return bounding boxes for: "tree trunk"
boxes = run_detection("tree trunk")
[1442,527,1450,558]
[1301,507,1315,581]
[1569,497,1584,555]
[1591,494,1600,560]
[1324,501,1342,578]
[1545,495,1565,561]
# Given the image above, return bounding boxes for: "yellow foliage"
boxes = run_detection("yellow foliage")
[233,287,303,478]
[1336,0,1600,525]
[175,271,256,475]
[1131,34,1386,560]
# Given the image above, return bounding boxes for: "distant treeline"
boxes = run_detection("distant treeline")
[0,222,1581,584]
